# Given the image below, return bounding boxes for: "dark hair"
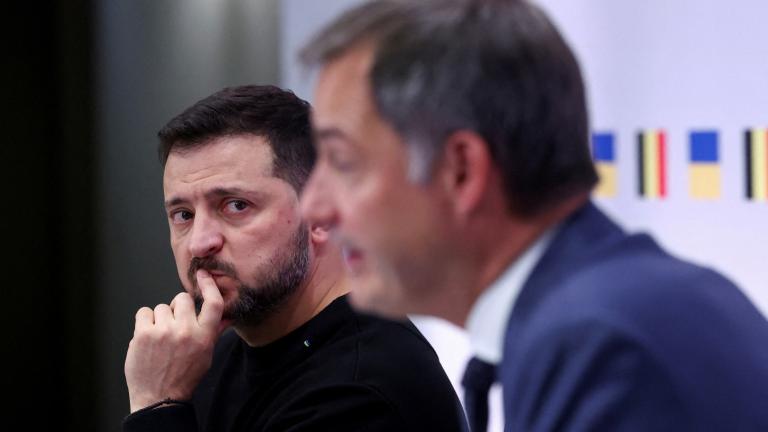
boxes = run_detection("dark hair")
[302,0,597,216]
[158,85,315,192]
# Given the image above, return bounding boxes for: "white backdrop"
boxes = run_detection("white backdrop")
[281,1,768,430]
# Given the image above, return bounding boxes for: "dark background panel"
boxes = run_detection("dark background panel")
[4,1,96,430]
[3,1,279,430]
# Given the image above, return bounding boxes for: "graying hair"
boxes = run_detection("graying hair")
[301,0,597,216]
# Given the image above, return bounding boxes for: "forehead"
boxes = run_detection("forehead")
[163,135,275,192]
[313,45,377,133]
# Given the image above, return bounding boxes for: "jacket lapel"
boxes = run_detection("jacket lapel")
[504,201,625,348]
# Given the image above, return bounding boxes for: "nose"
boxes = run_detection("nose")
[188,212,224,258]
[300,168,339,231]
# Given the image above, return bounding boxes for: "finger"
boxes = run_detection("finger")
[216,320,232,336]
[134,307,154,333]
[196,270,224,330]
[153,303,174,326]
[170,292,196,324]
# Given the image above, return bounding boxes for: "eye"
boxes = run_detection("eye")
[326,149,357,172]
[170,209,193,224]
[224,199,250,214]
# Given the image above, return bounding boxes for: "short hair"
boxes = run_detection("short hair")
[158,85,315,192]
[301,0,597,216]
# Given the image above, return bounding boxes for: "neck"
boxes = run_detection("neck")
[234,249,349,347]
[444,194,589,327]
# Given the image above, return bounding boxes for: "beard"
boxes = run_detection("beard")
[186,223,310,327]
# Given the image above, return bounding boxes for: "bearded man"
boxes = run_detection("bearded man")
[122,85,466,432]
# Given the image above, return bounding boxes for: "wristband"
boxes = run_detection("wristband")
[136,397,192,413]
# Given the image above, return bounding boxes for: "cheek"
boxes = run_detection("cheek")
[339,176,401,227]
[169,238,191,284]
[337,193,385,242]
[274,204,300,230]
[231,212,299,263]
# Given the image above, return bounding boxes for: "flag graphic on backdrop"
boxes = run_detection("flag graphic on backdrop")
[689,131,720,199]
[592,132,617,198]
[745,127,768,201]
[637,129,667,199]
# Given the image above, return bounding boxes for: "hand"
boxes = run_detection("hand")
[125,270,226,412]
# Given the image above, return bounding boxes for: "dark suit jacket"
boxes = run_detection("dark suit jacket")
[499,202,768,431]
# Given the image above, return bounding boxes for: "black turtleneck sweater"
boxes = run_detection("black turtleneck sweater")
[123,295,467,431]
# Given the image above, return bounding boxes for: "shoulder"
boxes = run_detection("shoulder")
[260,302,466,432]
[353,311,438,359]
[505,240,768,424]
[531,238,752,337]
[509,231,767,370]
[316,307,466,431]
[350,311,450,385]
[309,298,446,376]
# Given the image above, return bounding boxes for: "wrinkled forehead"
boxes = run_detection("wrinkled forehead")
[162,135,279,197]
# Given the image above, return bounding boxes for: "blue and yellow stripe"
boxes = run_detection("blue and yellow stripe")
[689,131,720,199]
[592,132,617,198]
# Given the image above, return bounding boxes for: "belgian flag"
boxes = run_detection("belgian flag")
[638,129,667,199]
[745,127,768,201]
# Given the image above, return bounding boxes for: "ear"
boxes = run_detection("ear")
[309,222,331,247]
[435,130,492,219]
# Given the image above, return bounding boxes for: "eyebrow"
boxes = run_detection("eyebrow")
[315,127,353,144]
[164,187,262,209]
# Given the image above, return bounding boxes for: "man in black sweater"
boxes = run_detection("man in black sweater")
[123,85,467,431]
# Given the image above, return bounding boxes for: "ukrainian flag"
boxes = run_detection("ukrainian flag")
[745,127,768,201]
[689,131,720,199]
[592,132,617,198]
[638,129,667,199]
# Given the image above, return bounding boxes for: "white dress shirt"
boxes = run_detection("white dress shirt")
[466,229,556,364]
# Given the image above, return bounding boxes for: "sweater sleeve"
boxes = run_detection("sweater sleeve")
[122,403,199,432]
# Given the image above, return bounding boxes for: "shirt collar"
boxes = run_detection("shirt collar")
[465,228,556,364]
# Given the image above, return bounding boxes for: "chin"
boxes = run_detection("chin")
[348,285,408,320]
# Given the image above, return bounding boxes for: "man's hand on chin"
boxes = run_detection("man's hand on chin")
[124,269,226,413]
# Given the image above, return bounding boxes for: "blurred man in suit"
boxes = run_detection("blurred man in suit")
[300,0,768,430]
[123,85,466,431]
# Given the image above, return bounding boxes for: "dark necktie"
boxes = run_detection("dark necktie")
[461,356,496,432]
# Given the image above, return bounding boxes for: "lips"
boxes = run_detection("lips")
[342,245,366,274]
[342,246,363,261]
[204,267,236,280]
[202,272,236,294]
